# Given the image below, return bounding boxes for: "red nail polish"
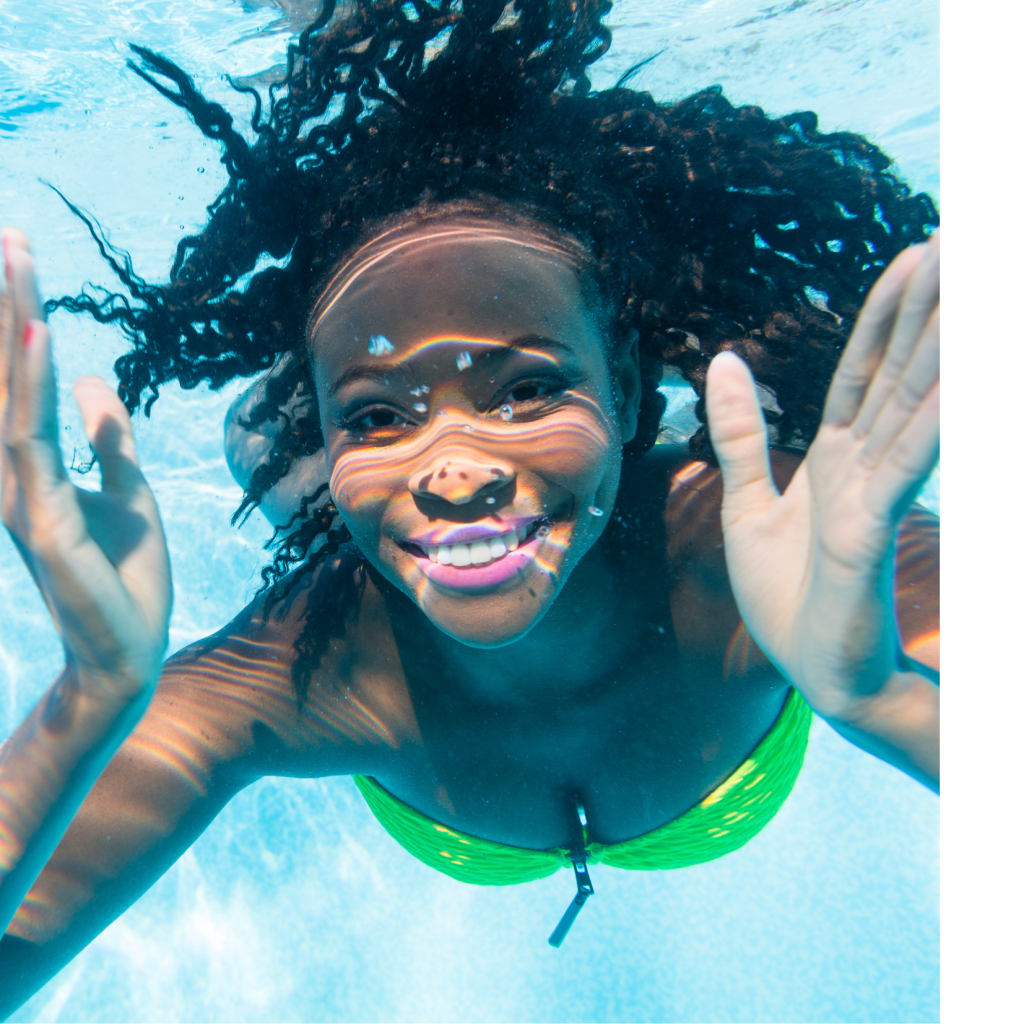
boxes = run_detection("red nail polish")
[23,322,33,348]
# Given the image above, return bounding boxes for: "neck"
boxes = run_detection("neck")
[380,539,632,708]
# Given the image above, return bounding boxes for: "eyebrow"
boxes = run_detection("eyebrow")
[328,335,575,395]
[328,365,401,396]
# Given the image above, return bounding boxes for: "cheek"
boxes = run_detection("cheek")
[327,447,402,528]
[514,400,617,485]
[323,398,618,525]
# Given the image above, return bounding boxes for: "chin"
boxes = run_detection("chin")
[419,575,562,648]
[380,523,577,647]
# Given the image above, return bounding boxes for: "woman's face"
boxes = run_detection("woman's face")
[310,221,640,647]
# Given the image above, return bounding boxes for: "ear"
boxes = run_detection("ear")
[613,328,642,444]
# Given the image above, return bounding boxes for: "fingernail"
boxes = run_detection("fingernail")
[23,321,34,348]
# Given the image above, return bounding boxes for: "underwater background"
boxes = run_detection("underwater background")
[0,1,938,1021]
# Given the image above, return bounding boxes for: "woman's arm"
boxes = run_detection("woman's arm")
[744,492,940,787]
[0,618,289,1017]
[704,233,940,789]
[0,230,172,933]
[0,567,399,1018]
[825,505,939,790]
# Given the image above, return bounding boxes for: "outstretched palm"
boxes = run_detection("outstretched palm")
[1,229,171,705]
[706,235,939,721]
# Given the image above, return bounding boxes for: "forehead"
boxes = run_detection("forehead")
[309,233,602,364]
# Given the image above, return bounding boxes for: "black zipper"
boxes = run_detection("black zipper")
[548,796,594,948]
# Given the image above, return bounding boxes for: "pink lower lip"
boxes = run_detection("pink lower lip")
[414,534,545,591]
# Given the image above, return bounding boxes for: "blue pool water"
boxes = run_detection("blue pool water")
[1,1,938,1020]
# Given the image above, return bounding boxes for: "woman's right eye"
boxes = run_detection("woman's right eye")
[341,406,414,433]
[357,409,405,428]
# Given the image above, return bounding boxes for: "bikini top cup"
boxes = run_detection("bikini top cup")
[353,686,813,884]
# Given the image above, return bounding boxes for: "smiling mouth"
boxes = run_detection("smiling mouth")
[401,517,550,567]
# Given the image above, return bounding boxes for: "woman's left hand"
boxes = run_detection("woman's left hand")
[705,233,938,754]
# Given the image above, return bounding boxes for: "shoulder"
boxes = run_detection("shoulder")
[634,443,802,561]
[150,543,401,778]
[619,445,796,670]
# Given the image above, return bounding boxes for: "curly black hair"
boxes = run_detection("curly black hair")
[45,0,937,699]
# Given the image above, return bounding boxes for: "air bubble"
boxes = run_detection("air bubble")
[368,335,395,356]
[462,423,474,431]
[413,402,427,414]
[537,524,551,538]
[456,351,473,371]
[587,506,604,517]
[499,404,514,422]
[485,496,496,505]
[410,385,431,396]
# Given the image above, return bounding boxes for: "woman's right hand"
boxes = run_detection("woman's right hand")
[1,227,171,710]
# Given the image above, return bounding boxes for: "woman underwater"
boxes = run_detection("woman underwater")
[0,0,938,1013]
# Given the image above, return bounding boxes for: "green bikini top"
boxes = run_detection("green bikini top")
[353,687,812,885]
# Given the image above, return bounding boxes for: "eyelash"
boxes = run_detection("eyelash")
[337,376,574,436]
[339,406,413,433]
[499,380,562,405]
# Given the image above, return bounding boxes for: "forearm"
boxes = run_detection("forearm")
[823,668,939,792]
[0,666,150,933]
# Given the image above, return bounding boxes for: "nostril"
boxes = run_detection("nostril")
[409,454,516,503]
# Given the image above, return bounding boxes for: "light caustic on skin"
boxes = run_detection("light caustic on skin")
[326,373,611,598]
[310,226,639,647]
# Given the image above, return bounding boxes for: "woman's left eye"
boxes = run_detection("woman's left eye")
[496,378,567,409]
[509,383,546,402]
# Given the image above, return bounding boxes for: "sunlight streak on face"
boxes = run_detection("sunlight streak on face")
[311,220,634,646]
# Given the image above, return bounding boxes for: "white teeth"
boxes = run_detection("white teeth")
[422,524,535,568]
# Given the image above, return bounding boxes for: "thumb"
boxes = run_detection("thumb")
[72,376,144,497]
[706,351,777,515]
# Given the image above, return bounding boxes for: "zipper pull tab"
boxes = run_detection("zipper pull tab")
[548,855,594,948]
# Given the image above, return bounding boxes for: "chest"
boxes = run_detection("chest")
[346,578,788,850]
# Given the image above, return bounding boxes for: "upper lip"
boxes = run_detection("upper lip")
[404,515,541,547]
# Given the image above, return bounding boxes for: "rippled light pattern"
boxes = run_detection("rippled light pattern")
[0,1,938,1021]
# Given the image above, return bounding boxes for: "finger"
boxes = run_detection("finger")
[2,227,32,255]
[822,242,928,427]
[0,232,25,417]
[2,230,44,323]
[852,231,939,438]
[864,382,939,524]
[706,351,777,516]
[6,319,70,503]
[2,235,47,435]
[0,288,12,418]
[73,376,146,496]
[861,305,939,466]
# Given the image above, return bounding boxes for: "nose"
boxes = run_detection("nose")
[408,451,516,505]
